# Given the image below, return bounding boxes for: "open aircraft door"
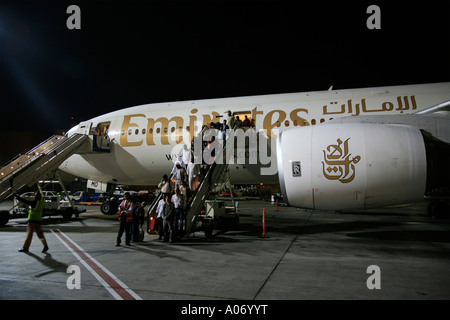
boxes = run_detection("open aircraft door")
[75,121,93,135]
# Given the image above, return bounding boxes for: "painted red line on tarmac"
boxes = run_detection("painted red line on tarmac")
[52,229,140,300]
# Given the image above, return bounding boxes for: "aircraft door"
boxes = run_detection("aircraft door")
[96,122,110,137]
[93,122,111,152]
[76,121,93,135]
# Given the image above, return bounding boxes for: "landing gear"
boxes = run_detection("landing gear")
[101,201,118,215]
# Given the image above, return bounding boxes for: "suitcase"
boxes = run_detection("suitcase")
[139,228,145,242]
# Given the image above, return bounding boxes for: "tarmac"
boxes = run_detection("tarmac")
[0,198,449,302]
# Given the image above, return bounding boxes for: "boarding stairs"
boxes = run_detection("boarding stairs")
[146,126,233,237]
[146,126,212,226]
[184,154,231,236]
[0,134,90,204]
[146,157,231,237]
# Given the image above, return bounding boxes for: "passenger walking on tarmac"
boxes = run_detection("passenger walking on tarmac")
[126,197,137,243]
[155,197,165,240]
[15,191,49,253]
[131,198,145,242]
[138,201,146,241]
[162,195,175,243]
[116,192,132,246]
[138,201,145,227]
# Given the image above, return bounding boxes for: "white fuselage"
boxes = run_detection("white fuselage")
[61,82,450,186]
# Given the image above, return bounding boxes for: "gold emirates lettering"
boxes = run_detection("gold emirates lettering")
[120,107,311,147]
[119,96,416,147]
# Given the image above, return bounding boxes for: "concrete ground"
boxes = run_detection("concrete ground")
[0,199,449,301]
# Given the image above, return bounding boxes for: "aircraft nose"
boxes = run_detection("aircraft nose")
[66,125,79,137]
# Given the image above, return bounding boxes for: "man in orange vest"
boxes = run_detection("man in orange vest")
[116,192,132,246]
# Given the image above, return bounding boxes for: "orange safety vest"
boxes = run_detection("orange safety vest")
[126,210,134,223]
[118,200,131,221]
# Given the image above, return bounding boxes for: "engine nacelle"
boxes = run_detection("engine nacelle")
[277,123,427,210]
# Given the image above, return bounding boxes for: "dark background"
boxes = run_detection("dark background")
[1,0,449,161]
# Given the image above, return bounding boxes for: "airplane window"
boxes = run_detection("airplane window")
[284,120,290,127]
[164,127,168,134]
[311,119,316,125]
[320,118,325,123]
[135,129,139,135]
[293,120,299,126]
[142,129,146,135]
[156,128,161,134]
[128,129,132,135]
[121,130,125,136]
[276,121,281,127]
[149,128,153,134]
[186,126,190,132]
[171,127,175,133]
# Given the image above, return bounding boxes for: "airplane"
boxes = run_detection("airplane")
[60,82,450,216]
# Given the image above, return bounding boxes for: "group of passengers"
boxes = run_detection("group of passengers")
[226,111,255,130]
[116,111,255,245]
[154,157,197,243]
[209,111,255,138]
[191,111,255,163]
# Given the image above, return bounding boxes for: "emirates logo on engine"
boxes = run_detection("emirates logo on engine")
[322,138,361,183]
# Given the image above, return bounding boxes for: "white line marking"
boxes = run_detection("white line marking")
[51,229,142,300]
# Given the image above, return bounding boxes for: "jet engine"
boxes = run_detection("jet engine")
[277,123,428,211]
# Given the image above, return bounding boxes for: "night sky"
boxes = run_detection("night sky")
[1,1,449,156]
